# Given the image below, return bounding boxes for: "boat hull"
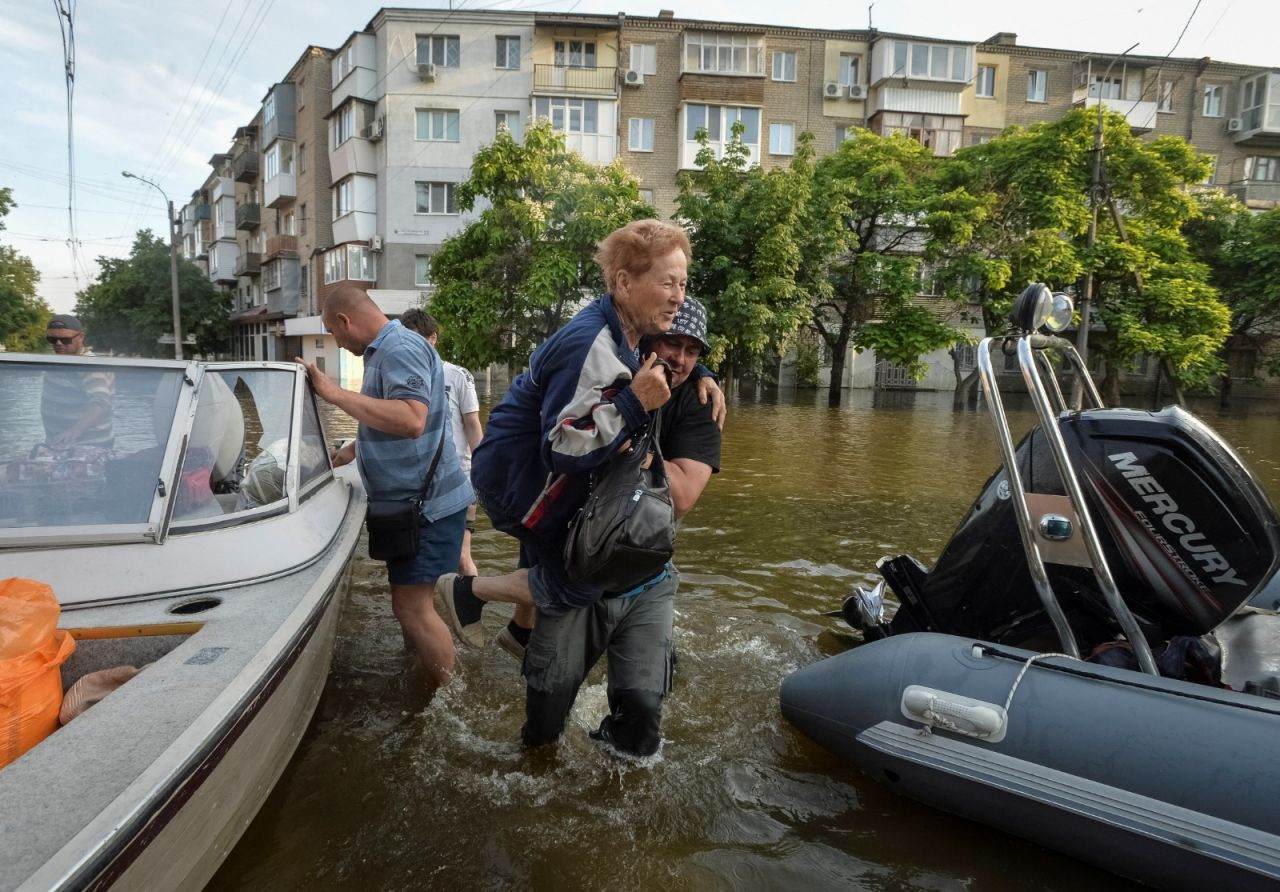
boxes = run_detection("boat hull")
[781,633,1280,890]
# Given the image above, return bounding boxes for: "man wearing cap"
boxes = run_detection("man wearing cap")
[40,314,114,449]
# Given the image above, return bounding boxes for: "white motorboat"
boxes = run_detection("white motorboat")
[0,354,365,890]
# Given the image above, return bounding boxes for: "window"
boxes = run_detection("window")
[684,32,765,76]
[415,254,432,287]
[1089,75,1122,100]
[629,117,655,152]
[1203,84,1224,117]
[264,141,293,180]
[838,53,860,87]
[415,181,458,215]
[323,245,376,284]
[264,93,276,123]
[976,65,996,98]
[769,122,794,155]
[332,104,355,148]
[772,51,796,82]
[1247,156,1280,182]
[333,45,355,83]
[835,125,851,146]
[1027,69,1047,103]
[879,111,963,157]
[416,34,460,68]
[263,260,281,290]
[495,110,524,142]
[1158,80,1174,113]
[415,109,460,141]
[639,188,654,206]
[496,35,520,69]
[1229,348,1258,379]
[629,43,657,76]
[554,40,596,68]
[890,39,969,82]
[333,178,353,218]
[686,103,762,148]
[298,143,306,173]
[283,212,295,235]
[534,97,599,134]
[1240,73,1278,131]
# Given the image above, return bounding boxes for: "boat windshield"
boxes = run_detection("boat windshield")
[0,361,185,530]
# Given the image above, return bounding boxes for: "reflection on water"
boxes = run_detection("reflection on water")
[212,386,1280,891]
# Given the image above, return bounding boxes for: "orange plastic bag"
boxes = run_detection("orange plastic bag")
[0,578,76,769]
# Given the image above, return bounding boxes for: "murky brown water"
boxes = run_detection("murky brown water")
[210,386,1280,891]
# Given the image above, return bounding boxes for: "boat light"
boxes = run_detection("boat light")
[1044,292,1074,333]
[1010,283,1074,334]
[1038,514,1074,541]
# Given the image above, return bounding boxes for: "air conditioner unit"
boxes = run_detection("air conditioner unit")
[370,235,384,252]
[362,117,385,141]
[847,84,866,100]
[824,82,842,99]
[416,62,437,82]
[623,68,644,86]
[1226,117,1243,133]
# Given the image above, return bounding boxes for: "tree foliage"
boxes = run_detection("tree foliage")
[675,123,814,384]
[429,122,652,370]
[0,186,53,351]
[75,231,230,357]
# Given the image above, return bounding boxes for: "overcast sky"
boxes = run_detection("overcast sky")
[2,0,1273,313]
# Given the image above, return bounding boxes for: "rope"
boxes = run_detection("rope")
[1003,652,1078,714]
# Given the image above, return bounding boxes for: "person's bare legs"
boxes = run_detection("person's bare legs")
[458,529,479,577]
[390,582,454,688]
[472,568,532,606]
[439,568,534,648]
[512,604,536,630]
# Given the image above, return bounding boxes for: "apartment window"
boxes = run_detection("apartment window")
[639,188,655,206]
[629,43,657,76]
[416,34,460,68]
[415,254,432,287]
[496,35,520,69]
[772,51,796,82]
[534,97,599,134]
[891,40,969,82]
[879,111,963,157]
[1203,84,1224,117]
[1158,80,1174,113]
[263,260,281,290]
[1240,74,1277,131]
[1199,154,1217,185]
[629,117,655,152]
[554,40,596,68]
[298,142,306,173]
[322,245,375,285]
[416,181,458,214]
[686,104,762,148]
[264,93,276,123]
[838,53,860,87]
[297,78,306,111]
[1027,69,1047,102]
[684,32,765,76]
[495,110,524,142]
[333,45,354,83]
[416,109,460,142]
[976,65,996,98]
[1089,75,1122,100]
[332,104,356,148]
[835,125,851,146]
[283,212,295,235]
[769,122,795,155]
[333,177,353,218]
[299,202,307,236]
[1247,156,1280,182]
[264,141,293,180]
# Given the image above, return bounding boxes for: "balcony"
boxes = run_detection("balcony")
[1228,179,1280,208]
[193,204,211,221]
[209,242,240,285]
[234,251,262,277]
[330,137,378,180]
[1232,72,1280,147]
[264,173,296,208]
[236,203,261,230]
[533,65,617,96]
[261,83,297,146]
[266,234,298,258]
[232,151,260,183]
[1072,91,1157,131]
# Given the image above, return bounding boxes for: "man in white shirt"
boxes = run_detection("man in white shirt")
[400,309,484,575]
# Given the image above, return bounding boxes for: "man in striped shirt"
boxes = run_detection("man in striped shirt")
[40,314,114,449]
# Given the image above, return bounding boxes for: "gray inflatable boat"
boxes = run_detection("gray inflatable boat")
[781,286,1280,890]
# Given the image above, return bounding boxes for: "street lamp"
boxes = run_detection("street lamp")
[122,170,184,360]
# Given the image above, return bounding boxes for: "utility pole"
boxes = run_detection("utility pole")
[122,171,184,360]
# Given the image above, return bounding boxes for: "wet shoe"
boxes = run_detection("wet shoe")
[438,573,485,647]
[495,623,528,662]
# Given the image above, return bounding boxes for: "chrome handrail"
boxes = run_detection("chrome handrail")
[1016,336,1158,675]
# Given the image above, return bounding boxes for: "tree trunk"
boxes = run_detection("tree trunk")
[1158,358,1186,408]
[953,366,981,410]
[1219,372,1233,410]
[827,334,850,408]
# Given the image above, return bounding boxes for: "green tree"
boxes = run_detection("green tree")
[75,231,230,357]
[0,186,53,350]
[429,122,651,371]
[675,124,815,389]
[941,108,1225,405]
[802,130,979,406]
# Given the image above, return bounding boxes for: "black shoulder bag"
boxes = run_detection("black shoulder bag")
[563,413,676,592]
[365,429,445,562]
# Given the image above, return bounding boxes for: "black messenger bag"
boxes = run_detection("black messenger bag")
[364,427,445,562]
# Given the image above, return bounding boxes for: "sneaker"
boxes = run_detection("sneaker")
[438,573,485,648]
[495,624,527,662]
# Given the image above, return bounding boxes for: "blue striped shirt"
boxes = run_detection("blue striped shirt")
[356,320,473,521]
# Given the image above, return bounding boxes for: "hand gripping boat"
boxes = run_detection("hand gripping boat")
[781,285,1280,891]
[0,354,366,891]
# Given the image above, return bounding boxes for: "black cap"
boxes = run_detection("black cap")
[47,314,84,332]
[667,297,710,354]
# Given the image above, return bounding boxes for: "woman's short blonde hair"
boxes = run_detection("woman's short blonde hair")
[594,220,691,294]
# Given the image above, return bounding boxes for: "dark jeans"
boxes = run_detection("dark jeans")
[522,568,678,756]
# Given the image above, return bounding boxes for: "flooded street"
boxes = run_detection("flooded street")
[211,387,1280,891]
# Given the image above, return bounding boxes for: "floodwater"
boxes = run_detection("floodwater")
[211,386,1280,891]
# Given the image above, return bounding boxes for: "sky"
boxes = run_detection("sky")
[1,0,1274,313]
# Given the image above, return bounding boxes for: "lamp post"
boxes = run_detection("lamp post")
[122,170,184,360]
